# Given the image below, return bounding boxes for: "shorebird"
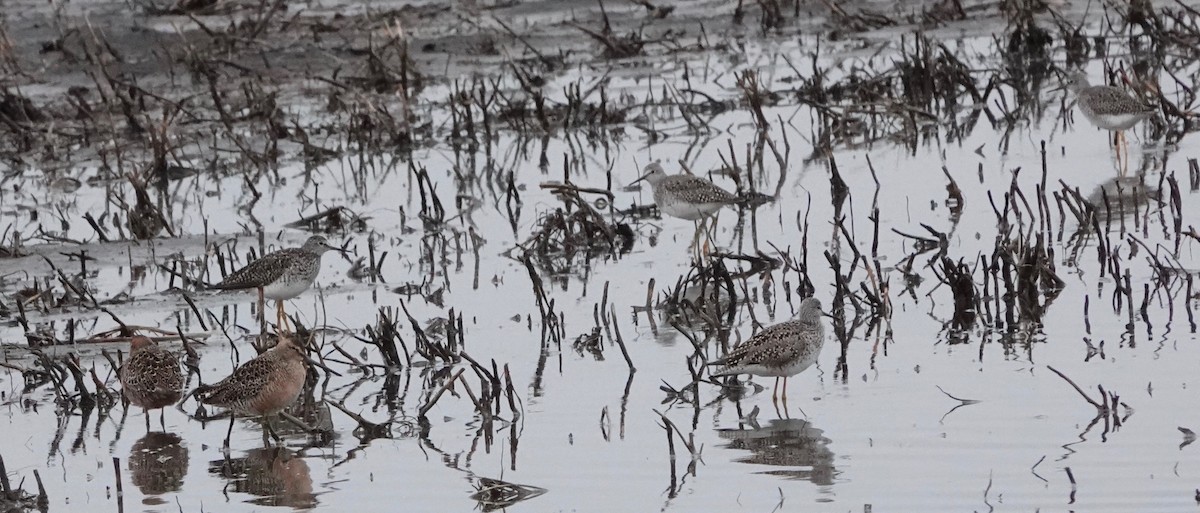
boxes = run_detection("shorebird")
[212,235,342,332]
[119,336,184,430]
[127,175,168,240]
[708,297,825,403]
[193,335,308,446]
[631,161,739,257]
[1063,72,1156,172]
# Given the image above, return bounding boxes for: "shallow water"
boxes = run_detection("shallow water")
[3,1,1200,512]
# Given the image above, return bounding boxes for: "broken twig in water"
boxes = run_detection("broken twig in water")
[418,368,466,419]
[1046,365,1104,410]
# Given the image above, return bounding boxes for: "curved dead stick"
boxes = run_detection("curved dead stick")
[1046,365,1103,410]
[418,368,466,419]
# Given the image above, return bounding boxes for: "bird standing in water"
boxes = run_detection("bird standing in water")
[1063,72,1156,173]
[212,235,343,333]
[709,297,825,405]
[193,334,309,447]
[120,335,184,430]
[631,161,739,259]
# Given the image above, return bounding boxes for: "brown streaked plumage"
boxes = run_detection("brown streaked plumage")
[194,335,308,445]
[632,162,738,221]
[211,236,342,332]
[120,336,184,430]
[631,161,739,258]
[1065,73,1156,128]
[709,297,824,403]
[1063,72,1156,172]
[127,173,168,240]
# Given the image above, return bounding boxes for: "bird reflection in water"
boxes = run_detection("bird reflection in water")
[209,447,317,509]
[716,418,836,486]
[1084,173,1157,224]
[128,432,189,505]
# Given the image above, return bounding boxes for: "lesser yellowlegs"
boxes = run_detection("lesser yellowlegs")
[1064,72,1155,171]
[119,335,184,430]
[193,335,308,446]
[213,235,342,332]
[708,297,825,403]
[631,162,738,256]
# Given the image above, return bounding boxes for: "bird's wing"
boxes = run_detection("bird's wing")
[1086,86,1155,113]
[147,351,184,394]
[211,249,299,290]
[122,349,183,395]
[196,355,274,407]
[661,175,738,204]
[709,322,801,368]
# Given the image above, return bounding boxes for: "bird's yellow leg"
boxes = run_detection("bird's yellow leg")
[1116,131,1123,174]
[771,377,780,402]
[710,211,719,241]
[704,214,719,258]
[276,301,286,334]
[781,376,789,403]
[1121,131,1130,175]
[285,306,294,333]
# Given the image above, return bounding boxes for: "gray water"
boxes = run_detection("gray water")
[2,0,1199,512]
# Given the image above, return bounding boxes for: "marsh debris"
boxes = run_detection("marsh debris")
[1047,365,1132,440]
[286,207,369,234]
[520,182,632,272]
[470,476,547,512]
[0,454,47,513]
[571,1,645,60]
[1179,426,1196,450]
[571,326,604,361]
[0,0,1199,509]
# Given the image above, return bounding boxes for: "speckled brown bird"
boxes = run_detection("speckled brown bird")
[632,162,738,221]
[193,335,308,446]
[120,336,185,430]
[631,161,739,257]
[127,173,168,240]
[211,236,342,332]
[708,297,825,403]
[1064,72,1156,172]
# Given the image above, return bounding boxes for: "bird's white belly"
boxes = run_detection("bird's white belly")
[1085,111,1146,131]
[262,278,314,300]
[659,201,724,221]
[731,352,819,378]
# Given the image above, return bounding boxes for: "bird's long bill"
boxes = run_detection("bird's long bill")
[630,172,651,186]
